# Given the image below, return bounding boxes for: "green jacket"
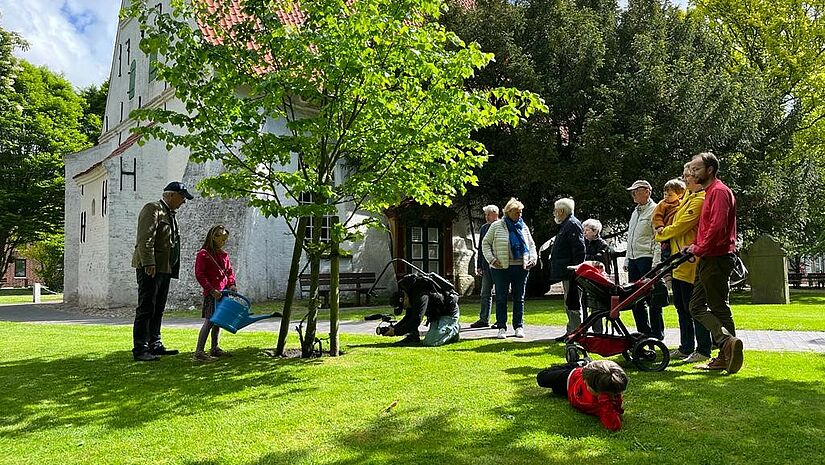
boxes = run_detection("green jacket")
[131,200,181,278]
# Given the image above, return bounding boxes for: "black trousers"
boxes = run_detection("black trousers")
[133,268,172,355]
[536,362,584,397]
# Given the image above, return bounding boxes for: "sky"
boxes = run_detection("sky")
[0,0,689,90]
[0,0,121,89]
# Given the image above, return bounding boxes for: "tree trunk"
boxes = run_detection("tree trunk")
[329,226,340,356]
[275,217,307,356]
[301,213,323,358]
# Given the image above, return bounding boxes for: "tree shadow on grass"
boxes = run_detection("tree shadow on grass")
[0,346,318,437]
[317,353,825,465]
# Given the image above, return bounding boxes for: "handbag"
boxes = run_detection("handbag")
[730,254,749,287]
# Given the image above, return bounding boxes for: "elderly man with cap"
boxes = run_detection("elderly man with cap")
[131,181,193,361]
[624,179,664,340]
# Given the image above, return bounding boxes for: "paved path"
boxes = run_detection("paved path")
[2,302,825,352]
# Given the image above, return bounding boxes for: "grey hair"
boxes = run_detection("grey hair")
[482,204,500,215]
[582,218,602,235]
[554,198,575,216]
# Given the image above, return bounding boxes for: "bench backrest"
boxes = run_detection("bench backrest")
[299,272,377,288]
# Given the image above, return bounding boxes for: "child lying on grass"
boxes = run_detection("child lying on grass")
[536,359,628,431]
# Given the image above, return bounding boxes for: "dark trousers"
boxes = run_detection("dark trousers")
[627,257,664,339]
[689,254,736,345]
[536,362,583,397]
[491,265,529,330]
[133,268,172,355]
[672,278,712,356]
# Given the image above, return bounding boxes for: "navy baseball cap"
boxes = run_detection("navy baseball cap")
[163,181,194,200]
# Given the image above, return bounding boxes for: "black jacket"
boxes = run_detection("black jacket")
[392,274,459,336]
[585,237,612,274]
[549,214,586,283]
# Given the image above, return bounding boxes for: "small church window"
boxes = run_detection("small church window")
[91,199,96,216]
[128,60,137,100]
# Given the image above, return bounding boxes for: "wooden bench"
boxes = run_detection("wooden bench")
[299,272,381,308]
[787,272,804,288]
[806,272,825,288]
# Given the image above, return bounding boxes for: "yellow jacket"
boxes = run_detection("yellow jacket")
[655,190,705,283]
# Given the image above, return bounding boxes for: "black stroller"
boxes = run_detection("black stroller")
[562,252,694,371]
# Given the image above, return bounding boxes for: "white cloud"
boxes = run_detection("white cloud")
[0,0,120,89]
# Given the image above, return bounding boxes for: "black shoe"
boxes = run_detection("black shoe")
[553,333,569,343]
[149,345,180,356]
[134,352,161,362]
[469,320,490,329]
[490,323,501,329]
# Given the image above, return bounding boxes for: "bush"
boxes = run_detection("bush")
[21,234,64,291]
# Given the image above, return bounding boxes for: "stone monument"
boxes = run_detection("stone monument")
[742,235,790,304]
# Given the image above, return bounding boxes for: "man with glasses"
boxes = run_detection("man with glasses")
[624,180,664,340]
[131,182,193,361]
[685,152,743,373]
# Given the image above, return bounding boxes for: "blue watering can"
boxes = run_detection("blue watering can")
[209,290,281,334]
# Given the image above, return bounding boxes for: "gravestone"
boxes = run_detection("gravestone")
[742,235,790,304]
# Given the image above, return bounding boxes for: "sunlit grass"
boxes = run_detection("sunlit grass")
[0,321,822,465]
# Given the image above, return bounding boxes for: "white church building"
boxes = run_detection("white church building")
[64,0,481,310]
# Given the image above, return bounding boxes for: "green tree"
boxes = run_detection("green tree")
[127,0,544,356]
[0,24,90,279]
[80,80,109,145]
[694,0,825,251]
[21,232,64,291]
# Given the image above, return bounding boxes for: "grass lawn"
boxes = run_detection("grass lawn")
[0,294,63,305]
[1,322,823,465]
[244,289,825,332]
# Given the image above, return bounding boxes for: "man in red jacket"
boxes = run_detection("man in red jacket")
[686,152,744,374]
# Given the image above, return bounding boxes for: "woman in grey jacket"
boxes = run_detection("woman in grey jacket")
[482,198,538,339]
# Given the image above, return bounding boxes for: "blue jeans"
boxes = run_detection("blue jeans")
[491,265,529,330]
[478,268,493,323]
[672,278,712,356]
[627,257,664,340]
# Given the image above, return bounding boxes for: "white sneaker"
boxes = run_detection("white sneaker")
[683,351,710,363]
[497,328,507,339]
[514,327,525,338]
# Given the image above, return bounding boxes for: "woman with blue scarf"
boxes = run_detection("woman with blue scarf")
[481,198,538,339]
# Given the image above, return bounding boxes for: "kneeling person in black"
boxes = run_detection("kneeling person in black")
[382,274,461,347]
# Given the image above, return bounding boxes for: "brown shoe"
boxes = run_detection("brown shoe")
[209,347,232,357]
[193,351,217,362]
[695,357,727,371]
[722,336,744,374]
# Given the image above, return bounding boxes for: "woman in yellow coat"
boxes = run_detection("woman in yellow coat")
[655,165,712,363]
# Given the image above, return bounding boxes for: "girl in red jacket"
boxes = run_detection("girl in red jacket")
[536,359,628,431]
[193,225,237,362]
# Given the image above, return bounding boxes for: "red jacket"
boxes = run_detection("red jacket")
[194,249,236,296]
[692,178,736,257]
[567,367,624,431]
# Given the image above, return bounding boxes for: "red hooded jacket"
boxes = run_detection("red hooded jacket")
[567,367,624,431]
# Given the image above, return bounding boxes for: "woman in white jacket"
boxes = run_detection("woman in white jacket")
[482,198,538,339]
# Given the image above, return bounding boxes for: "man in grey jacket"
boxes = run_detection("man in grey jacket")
[131,182,193,361]
[624,180,664,339]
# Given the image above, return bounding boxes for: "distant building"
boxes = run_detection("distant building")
[1,249,44,288]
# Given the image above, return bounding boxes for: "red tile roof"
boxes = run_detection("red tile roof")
[198,0,475,44]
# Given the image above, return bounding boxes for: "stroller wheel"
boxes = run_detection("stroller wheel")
[631,338,670,372]
[565,343,588,364]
